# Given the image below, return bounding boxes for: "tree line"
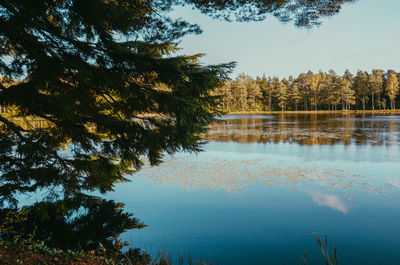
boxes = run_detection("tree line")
[215,70,400,112]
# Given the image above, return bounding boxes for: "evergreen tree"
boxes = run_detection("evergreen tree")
[231,75,248,111]
[385,71,399,110]
[276,81,289,111]
[371,69,385,110]
[290,82,302,111]
[214,81,233,111]
[338,78,355,110]
[309,72,322,111]
[256,75,270,111]
[296,73,310,111]
[244,75,262,111]
[325,70,340,110]
[354,71,369,110]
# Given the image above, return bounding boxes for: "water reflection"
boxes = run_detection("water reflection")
[121,114,400,265]
[137,154,400,199]
[133,114,400,203]
[309,191,350,213]
[0,195,143,255]
[205,113,400,146]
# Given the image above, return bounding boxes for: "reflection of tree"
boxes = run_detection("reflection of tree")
[0,195,143,256]
[205,114,399,146]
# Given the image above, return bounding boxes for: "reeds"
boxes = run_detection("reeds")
[317,235,338,265]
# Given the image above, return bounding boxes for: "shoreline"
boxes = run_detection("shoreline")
[226,110,400,115]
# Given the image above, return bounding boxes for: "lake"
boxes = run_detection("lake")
[109,113,400,264]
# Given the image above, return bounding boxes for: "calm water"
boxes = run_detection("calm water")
[109,114,400,264]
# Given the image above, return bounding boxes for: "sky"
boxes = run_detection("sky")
[172,0,400,78]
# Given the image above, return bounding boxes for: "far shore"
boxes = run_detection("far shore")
[226,110,400,115]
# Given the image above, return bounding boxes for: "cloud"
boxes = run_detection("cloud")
[309,191,350,214]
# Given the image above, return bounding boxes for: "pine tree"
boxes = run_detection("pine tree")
[385,71,400,110]
[296,73,310,111]
[256,75,270,111]
[276,81,289,111]
[309,72,322,111]
[337,78,355,110]
[371,69,385,110]
[244,75,262,111]
[354,71,369,110]
[290,83,302,111]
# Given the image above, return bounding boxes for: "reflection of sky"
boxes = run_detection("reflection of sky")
[309,191,350,213]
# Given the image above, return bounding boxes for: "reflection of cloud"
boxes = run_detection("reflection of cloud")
[309,192,349,214]
[386,177,400,189]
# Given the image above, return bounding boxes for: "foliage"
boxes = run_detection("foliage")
[0,240,114,265]
[216,69,400,112]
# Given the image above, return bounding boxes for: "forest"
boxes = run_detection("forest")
[215,69,400,112]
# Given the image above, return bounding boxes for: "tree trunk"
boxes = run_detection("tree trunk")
[269,91,272,110]
[378,94,381,110]
[371,93,375,110]
[304,97,308,111]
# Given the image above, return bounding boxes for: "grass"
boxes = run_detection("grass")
[0,241,114,265]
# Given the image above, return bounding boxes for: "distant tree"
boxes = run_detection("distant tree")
[290,83,303,111]
[296,73,310,111]
[276,81,289,111]
[214,81,233,111]
[354,71,369,110]
[338,78,355,110]
[244,75,262,111]
[256,75,270,111]
[344,69,353,82]
[370,69,385,110]
[309,72,322,111]
[218,69,400,112]
[385,71,400,110]
[324,70,339,110]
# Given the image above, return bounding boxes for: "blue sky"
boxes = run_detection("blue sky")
[172,0,400,78]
